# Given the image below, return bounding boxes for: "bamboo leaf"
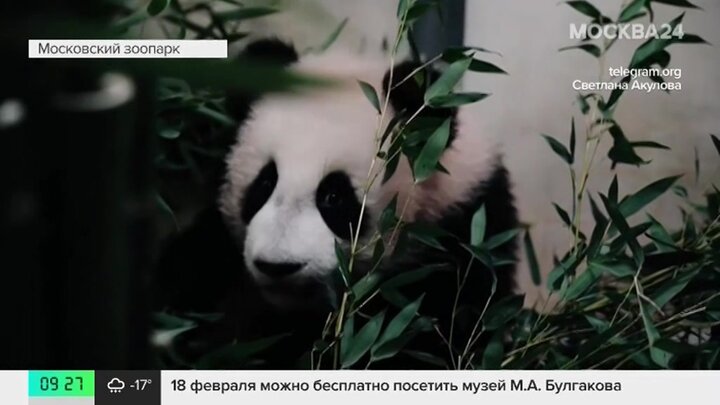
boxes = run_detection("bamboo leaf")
[619,0,649,23]
[196,334,288,368]
[351,272,383,303]
[311,17,348,53]
[413,118,451,183]
[483,229,521,251]
[651,268,699,310]
[335,241,350,287]
[542,135,573,164]
[629,13,684,69]
[564,262,603,300]
[358,81,381,114]
[427,92,489,107]
[608,125,648,167]
[639,298,673,368]
[471,205,487,247]
[619,175,682,217]
[382,264,447,290]
[442,50,506,74]
[559,44,602,58]
[424,56,472,102]
[481,330,505,369]
[569,118,576,163]
[601,195,644,266]
[565,1,603,19]
[654,0,699,8]
[147,0,170,16]
[340,317,355,362]
[711,134,720,156]
[524,229,542,286]
[553,203,572,226]
[371,295,424,360]
[341,312,385,368]
[483,294,524,331]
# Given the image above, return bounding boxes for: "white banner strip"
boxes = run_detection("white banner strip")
[161,370,720,405]
[28,40,228,59]
[0,371,26,405]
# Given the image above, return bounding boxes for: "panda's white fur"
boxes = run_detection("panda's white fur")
[219,49,502,308]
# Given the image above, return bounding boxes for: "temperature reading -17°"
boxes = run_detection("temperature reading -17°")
[131,379,152,391]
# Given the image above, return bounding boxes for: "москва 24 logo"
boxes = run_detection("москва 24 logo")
[570,23,684,40]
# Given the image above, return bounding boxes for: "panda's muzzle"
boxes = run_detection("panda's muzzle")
[254,260,304,279]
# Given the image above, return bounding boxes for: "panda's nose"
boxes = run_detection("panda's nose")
[254,260,304,278]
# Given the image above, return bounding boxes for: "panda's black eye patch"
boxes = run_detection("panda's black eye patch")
[316,171,366,240]
[241,160,278,223]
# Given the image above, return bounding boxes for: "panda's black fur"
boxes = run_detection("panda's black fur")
[153,39,518,369]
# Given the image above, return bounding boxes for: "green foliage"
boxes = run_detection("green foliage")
[565,1,608,22]
[147,0,170,17]
[413,118,451,182]
[542,134,573,165]
[196,334,289,369]
[358,81,381,114]
[371,296,425,362]
[424,55,472,105]
[303,18,349,54]
[711,134,720,156]
[341,311,385,368]
[442,49,506,74]
[470,205,487,247]
[519,0,720,371]
[151,0,719,371]
[523,229,542,286]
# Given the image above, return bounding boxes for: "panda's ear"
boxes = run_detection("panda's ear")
[225,39,298,122]
[238,38,298,66]
[382,61,456,122]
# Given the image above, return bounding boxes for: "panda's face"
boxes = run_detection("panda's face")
[219,75,386,309]
[219,41,505,310]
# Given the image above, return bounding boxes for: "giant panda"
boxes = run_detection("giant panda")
[154,39,519,369]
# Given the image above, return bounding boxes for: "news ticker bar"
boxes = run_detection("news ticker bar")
[1,370,719,405]
[0,370,720,405]
[28,40,228,59]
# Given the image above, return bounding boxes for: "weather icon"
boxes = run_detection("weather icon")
[107,378,125,393]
